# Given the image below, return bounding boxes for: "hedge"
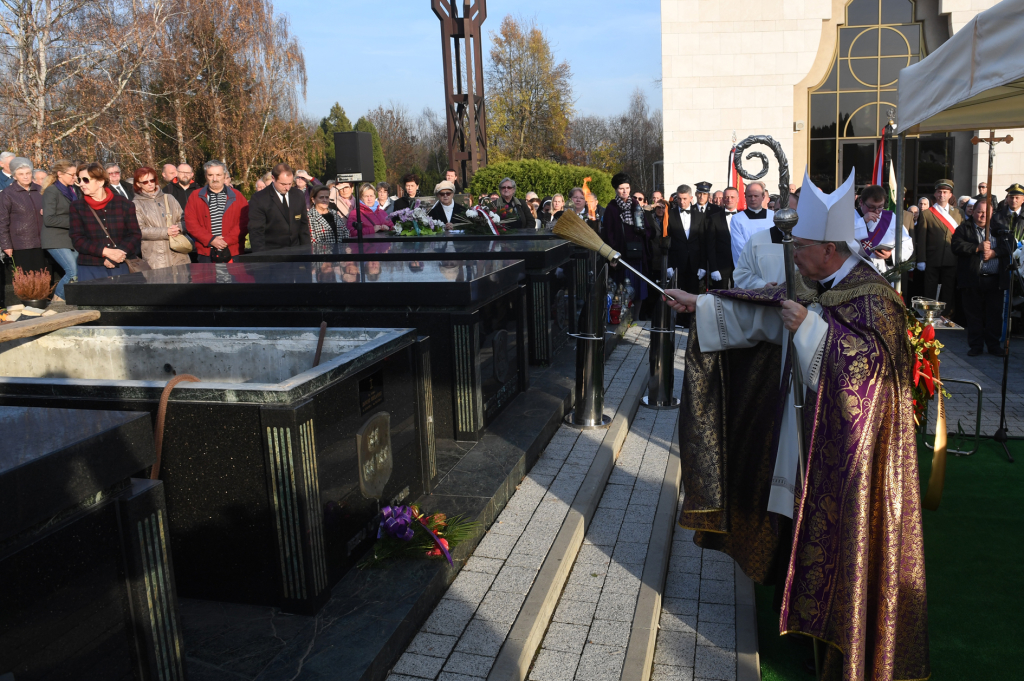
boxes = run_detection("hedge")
[468,159,615,205]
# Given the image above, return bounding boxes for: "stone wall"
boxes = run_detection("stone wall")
[660,0,1022,198]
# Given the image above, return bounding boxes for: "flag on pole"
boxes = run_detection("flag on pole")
[727,142,747,211]
[872,126,898,209]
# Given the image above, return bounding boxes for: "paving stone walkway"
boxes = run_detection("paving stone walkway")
[649,503,738,681]
[387,325,651,681]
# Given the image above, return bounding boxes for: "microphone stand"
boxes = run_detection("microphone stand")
[992,226,1018,463]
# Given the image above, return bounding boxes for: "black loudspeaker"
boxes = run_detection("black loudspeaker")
[335,131,375,183]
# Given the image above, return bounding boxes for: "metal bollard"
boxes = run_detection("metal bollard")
[566,249,611,428]
[643,255,679,409]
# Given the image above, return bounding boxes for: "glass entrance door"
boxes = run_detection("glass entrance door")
[839,141,877,191]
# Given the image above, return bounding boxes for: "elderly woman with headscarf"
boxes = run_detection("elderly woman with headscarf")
[601,172,654,314]
[0,156,49,280]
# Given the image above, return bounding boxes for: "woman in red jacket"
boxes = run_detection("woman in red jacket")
[184,160,249,262]
[69,162,143,281]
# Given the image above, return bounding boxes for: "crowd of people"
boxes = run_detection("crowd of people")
[0,148,1019,358]
[587,172,1023,358]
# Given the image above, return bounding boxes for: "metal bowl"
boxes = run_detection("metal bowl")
[911,297,945,324]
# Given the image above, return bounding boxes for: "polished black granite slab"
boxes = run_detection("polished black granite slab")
[178,333,586,681]
[352,228,562,242]
[0,406,153,543]
[236,238,571,271]
[66,259,526,308]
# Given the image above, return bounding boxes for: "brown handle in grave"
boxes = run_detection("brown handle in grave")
[151,374,201,480]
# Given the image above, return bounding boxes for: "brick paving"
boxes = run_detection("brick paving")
[387,325,651,681]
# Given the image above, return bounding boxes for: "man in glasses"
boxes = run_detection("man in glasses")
[427,180,466,228]
[851,184,914,278]
[494,177,531,230]
[728,181,774,265]
[105,163,134,201]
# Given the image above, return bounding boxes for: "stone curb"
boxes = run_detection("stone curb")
[619,436,681,681]
[487,345,651,681]
[735,563,760,681]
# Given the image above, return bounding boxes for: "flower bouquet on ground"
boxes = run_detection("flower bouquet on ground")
[450,204,515,235]
[358,504,477,568]
[906,308,950,427]
[390,201,446,236]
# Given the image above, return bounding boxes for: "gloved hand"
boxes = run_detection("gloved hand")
[697,268,706,279]
[916,262,926,271]
[710,271,722,282]
[666,267,675,278]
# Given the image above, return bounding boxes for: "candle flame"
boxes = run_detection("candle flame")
[582,177,597,221]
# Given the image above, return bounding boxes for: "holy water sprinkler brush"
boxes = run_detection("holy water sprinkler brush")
[552,210,676,301]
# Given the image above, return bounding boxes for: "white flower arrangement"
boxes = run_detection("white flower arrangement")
[465,208,479,219]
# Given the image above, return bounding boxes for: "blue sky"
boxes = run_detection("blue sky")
[283,0,662,123]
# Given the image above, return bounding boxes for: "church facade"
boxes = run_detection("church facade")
[660,0,1021,200]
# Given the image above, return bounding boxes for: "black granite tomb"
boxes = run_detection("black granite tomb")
[237,239,573,365]
[66,259,529,441]
[0,326,431,615]
[0,406,184,680]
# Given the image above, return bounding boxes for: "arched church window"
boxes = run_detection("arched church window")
[809,0,924,190]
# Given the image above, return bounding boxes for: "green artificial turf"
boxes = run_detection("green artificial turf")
[756,438,1023,680]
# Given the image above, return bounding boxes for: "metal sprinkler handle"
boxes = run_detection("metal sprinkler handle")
[775,207,808,488]
[610,255,677,302]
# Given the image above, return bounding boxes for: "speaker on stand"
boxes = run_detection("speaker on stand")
[335,132,376,254]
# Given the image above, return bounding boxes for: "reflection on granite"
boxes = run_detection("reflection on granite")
[237,240,571,271]
[0,406,154,543]
[66,259,526,308]
[0,406,147,472]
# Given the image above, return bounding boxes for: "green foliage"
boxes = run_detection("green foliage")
[354,116,387,186]
[468,159,614,205]
[317,103,353,181]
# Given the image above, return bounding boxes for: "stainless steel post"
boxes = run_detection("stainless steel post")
[894,131,906,295]
[643,254,679,409]
[567,249,611,428]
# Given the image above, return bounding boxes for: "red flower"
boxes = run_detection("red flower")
[921,325,935,342]
[921,360,935,396]
[426,538,449,558]
[913,358,922,386]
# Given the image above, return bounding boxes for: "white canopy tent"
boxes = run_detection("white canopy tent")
[891,0,1024,273]
[896,0,1024,134]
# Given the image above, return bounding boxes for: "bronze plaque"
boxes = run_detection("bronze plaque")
[356,411,393,499]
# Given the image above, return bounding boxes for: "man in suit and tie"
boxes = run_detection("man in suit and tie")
[247,162,311,253]
[702,186,740,289]
[915,178,962,314]
[105,163,134,200]
[666,184,706,312]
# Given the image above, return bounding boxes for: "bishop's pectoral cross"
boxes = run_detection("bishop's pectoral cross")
[971,130,1014,240]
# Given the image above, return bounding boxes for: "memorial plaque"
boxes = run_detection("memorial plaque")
[357,411,393,499]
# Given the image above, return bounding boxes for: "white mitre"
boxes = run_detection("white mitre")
[793,167,856,242]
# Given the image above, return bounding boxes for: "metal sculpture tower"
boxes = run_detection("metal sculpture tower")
[432,0,488,187]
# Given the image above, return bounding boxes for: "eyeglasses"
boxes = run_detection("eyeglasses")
[793,241,825,251]
[140,178,157,185]
[499,185,514,191]
[77,176,92,184]
[438,191,453,197]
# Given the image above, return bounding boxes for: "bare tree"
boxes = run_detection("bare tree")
[610,89,663,194]
[0,0,171,165]
[366,102,418,187]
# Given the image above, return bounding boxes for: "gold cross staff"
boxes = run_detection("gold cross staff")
[971,130,1014,240]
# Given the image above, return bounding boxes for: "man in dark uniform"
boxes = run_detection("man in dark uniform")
[951,200,1011,356]
[915,178,962,314]
[694,181,719,215]
[991,182,1024,238]
[702,186,740,289]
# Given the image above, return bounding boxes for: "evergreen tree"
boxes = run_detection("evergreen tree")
[354,116,387,185]
[316,103,353,181]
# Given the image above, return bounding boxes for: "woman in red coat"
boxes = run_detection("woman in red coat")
[346,183,393,236]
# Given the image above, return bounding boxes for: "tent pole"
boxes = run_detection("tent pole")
[894,131,906,295]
